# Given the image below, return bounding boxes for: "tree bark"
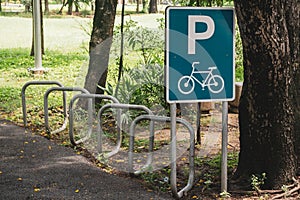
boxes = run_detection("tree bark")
[234,0,299,189]
[286,1,300,175]
[44,0,49,14]
[136,0,139,13]
[67,0,73,15]
[82,0,118,99]
[148,0,157,13]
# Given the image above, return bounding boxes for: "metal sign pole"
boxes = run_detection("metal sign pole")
[32,0,44,73]
[221,101,228,192]
[170,103,177,196]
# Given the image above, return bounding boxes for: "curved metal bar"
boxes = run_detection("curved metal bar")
[97,103,154,159]
[44,87,90,134]
[21,81,66,127]
[69,94,119,146]
[129,114,195,198]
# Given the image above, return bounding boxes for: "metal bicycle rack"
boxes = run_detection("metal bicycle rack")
[97,103,154,159]
[44,87,90,134]
[21,81,67,127]
[69,94,120,146]
[129,114,195,199]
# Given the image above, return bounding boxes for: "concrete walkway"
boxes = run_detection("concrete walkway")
[0,119,172,199]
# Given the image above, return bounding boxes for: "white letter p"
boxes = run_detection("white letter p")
[188,15,215,54]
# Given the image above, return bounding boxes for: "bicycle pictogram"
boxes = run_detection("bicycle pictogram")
[178,62,224,95]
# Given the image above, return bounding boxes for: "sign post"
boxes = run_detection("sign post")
[166,7,235,193]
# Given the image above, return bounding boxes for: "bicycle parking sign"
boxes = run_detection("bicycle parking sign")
[166,7,235,103]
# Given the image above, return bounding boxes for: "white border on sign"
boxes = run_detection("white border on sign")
[165,6,236,103]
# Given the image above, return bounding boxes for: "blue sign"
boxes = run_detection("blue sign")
[166,7,235,103]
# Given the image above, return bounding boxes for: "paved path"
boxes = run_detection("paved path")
[0,119,173,199]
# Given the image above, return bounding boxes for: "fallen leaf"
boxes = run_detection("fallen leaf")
[75,189,79,193]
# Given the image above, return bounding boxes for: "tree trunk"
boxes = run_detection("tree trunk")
[58,0,67,14]
[234,0,299,189]
[67,0,73,15]
[142,0,148,13]
[286,1,300,175]
[0,0,2,12]
[136,0,139,13]
[148,0,157,13]
[44,0,49,14]
[82,0,118,99]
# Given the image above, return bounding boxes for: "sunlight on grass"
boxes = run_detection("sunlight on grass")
[0,48,88,124]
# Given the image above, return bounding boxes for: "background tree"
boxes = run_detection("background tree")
[136,0,140,13]
[142,0,148,13]
[82,0,118,97]
[148,0,157,13]
[67,0,73,15]
[44,0,49,14]
[234,0,299,188]
[0,0,2,12]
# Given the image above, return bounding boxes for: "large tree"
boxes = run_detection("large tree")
[234,0,300,188]
[83,0,118,96]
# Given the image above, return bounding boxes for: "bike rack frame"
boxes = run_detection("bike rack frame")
[21,81,67,127]
[44,87,90,134]
[69,94,120,146]
[129,114,195,198]
[97,103,154,159]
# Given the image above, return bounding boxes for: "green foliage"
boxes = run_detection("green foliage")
[251,173,267,191]
[235,25,244,82]
[140,167,171,192]
[220,190,231,198]
[194,152,239,188]
[127,26,164,65]
[0,48,87,126]
[0,48,33,70]
[0,87,21,112]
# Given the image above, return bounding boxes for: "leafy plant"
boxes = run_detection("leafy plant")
[235,25,244,82]
[220,190,231,198]
[251,173,267,191]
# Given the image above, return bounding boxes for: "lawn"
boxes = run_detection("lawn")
[0,12,164,124]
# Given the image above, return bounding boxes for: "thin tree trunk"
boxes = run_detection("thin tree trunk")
[58,0,67,14]
[82,0,118,102]
[67,0,73,15]
[44,0,49,14]
[142,0,148,13]
[234,0,299,188]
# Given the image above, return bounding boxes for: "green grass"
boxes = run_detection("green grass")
[0,48,88,124]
